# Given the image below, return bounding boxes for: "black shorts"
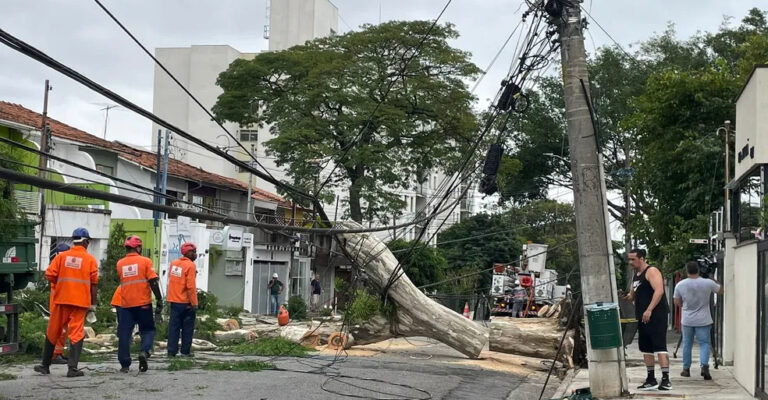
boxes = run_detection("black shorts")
[637,312,668,354]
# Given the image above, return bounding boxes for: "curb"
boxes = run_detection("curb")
[552,368,579,398]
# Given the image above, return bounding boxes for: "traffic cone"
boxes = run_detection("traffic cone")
[463,302,470,319]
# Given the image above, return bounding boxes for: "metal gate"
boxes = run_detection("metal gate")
[251,260,289,315]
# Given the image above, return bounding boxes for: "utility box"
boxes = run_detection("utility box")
[585,302,622,350]
[0,221,38,291]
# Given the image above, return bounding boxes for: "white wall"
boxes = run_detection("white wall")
[722,236,737,365]
[731,241,758,395]
[152,46,243,179]
[734,67,768,181]
[159,219,211,293]
[40,207,111,271]
[268,0,338,51]
[114,158,154,219]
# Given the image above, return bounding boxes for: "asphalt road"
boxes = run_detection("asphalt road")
[0,341,559,400]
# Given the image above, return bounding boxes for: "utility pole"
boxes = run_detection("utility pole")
[153,129,162,228]
[246,143,255,221]
[160,129,171,219]
[723,120,732,231]
[624,143,633,291]
[557,2,628,397]
[37,80,51,272]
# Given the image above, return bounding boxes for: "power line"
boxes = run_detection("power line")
[92,0,279,187]
[0,166,466,234]
[0,28,316,206]
[579,5,639,63]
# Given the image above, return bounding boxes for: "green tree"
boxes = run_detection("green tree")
[437,213,522,292]
[386,238,447,288]
[495,8,768,273]
[213,21,481,222]
[0,136,26,243]
[99,222,126,305]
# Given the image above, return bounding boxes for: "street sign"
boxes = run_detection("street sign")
[689,239,709,244]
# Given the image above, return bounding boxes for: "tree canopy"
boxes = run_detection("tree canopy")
[214,21,481,223]
[495,7,768,273]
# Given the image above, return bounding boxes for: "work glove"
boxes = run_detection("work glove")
[155,300,164,323]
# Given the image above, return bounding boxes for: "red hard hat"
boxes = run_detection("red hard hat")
[181,242,197,254]
[124,235,143,248]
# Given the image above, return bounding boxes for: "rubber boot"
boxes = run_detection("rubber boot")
[33,340,56,375]
[701,365,712,380]
[66,340,85,377]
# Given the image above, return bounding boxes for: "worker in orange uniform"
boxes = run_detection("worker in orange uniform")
[49,243,71,365]
[34,228,98,377]
[166,242,199,357]
[117,235,163,373]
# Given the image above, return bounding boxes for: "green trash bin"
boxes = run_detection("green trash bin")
[585,302,622,349]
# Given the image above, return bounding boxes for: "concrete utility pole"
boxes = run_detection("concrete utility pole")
[160,130,171,219]
[246,143,255,221]
[624,143,633,291]
[37,80,51,272]
[722,120,732,231]
[153,129,162,227]
[556,2,628,397]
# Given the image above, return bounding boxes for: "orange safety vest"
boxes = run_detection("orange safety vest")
[46,246,99,309]
[116,253,157,308]
[166,257,198,306]
[111,286,122,307]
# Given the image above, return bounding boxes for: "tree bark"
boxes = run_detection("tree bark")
[488,317,574,363]
[337,225,489,358]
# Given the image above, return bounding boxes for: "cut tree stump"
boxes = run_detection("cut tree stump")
[489,317,574,362]
[337,226,489,358]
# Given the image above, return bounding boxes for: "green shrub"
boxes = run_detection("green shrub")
[202,360,274,371]
[168,358,196,371]
[197,290,219,317]
[319,307,333,317]
[0,372,16,380]
[344,290,392,325]
[17,288,50,314]
[18,312,47,355]
[88,304,117,335]
[221,337,313,357]
[287,296,307,320]
[194,316,221,342]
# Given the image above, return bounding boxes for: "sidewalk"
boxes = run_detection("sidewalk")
[555,333,752,399]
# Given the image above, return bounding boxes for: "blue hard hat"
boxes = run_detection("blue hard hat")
[72,227,91,241]
[55,243,71,253]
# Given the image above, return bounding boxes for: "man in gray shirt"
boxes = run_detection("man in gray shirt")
[673,261,723,380]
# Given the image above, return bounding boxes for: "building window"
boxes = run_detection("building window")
[239,130,258,142]
[95,164,113,175]
[224,249,245,276]
[733,167,765,242]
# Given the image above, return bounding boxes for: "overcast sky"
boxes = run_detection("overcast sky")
[0,0,759,149]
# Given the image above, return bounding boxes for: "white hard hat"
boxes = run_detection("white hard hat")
[514,280,520,285]
[272,273,278,278]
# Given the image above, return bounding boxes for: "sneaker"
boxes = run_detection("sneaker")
[637,378,658,390]
[51,355,68,365]
[702,366,712,380]
[138,351,149,372]
[120,366,130,373]
[658,378,672,391]
[66,368,84,378]
[33,365,50,375]
[680,369,690,377]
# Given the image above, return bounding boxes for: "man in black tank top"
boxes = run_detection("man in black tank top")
[627,248,671,391]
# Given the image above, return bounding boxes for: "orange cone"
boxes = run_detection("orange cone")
[463,302,470,319]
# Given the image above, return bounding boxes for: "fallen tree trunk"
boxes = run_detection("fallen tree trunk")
[337,227,488,358]
[489,317,574,363]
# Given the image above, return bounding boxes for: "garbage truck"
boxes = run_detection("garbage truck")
[0,222,37,354]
